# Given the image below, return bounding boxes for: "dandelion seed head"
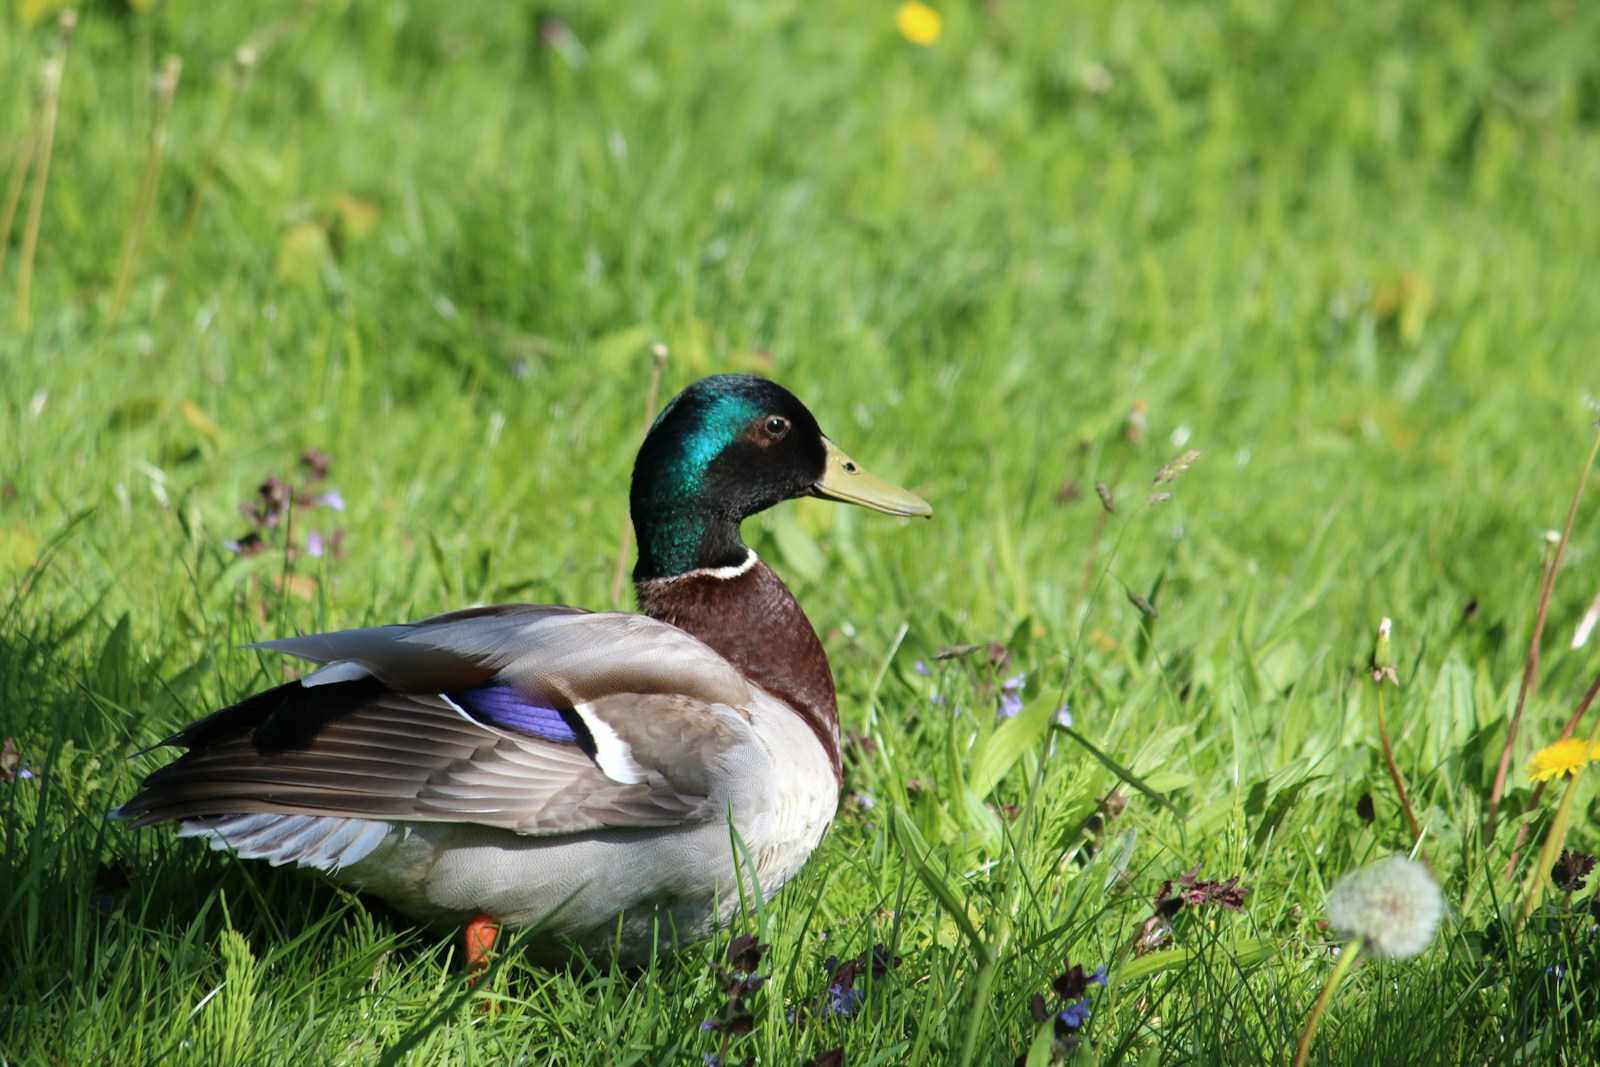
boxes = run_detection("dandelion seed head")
[1325,855,1442,960]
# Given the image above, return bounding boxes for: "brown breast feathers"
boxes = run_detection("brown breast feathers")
[635,560,841,782]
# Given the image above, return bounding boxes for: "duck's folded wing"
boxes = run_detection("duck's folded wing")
[119,605,759,836]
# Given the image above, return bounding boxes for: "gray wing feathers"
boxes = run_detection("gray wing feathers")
[178,813,392,870]
[254,606,753,708]
[139,606,758,836]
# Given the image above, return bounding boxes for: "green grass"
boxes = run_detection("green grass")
[4,0,1600,1062]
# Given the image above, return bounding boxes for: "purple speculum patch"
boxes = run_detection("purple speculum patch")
[450,685,585,747]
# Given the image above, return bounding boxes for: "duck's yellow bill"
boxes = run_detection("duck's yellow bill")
[812,438,932,518]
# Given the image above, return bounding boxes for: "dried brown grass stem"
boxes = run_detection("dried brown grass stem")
[1484,425,1600,844]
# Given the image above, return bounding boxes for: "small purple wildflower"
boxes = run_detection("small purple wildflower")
[2,738,34,783]
[224,460,346,563]
[700,1020,717,1033]
[1032,956,1108,1045]
[703,1055,721,1067]
[913,660,930,677]
[1057,1000,1092,1032]
[853,791,876,810]
[997,673,1026,720]
[802,943,900,1025]
[1054,705,1073,729]
[827,984,865,1016]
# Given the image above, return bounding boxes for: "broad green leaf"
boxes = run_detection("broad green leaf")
[1113,939,1277,987]
[892,807,984,952]
[968,685,1057,800]
[1023,1020,1055,1067]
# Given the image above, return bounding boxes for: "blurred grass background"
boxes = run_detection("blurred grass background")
[3,0,1600,1063]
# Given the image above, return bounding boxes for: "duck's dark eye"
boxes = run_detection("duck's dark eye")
[764,416,790,439]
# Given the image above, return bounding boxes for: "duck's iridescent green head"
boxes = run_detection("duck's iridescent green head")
[630,375,929,579]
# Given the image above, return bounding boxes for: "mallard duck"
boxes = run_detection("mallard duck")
[119,374,930,964]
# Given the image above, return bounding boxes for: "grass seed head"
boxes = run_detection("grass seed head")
[1096,480,1115,513]
[1153,449,1202,486]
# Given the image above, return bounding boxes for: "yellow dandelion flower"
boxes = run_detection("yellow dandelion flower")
[1526,738,1595,783]
[896,2,942,47]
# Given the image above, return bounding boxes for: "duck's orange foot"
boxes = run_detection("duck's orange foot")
[465,912,500,974]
